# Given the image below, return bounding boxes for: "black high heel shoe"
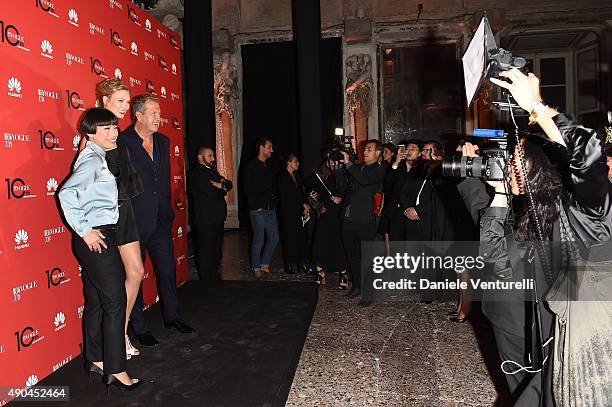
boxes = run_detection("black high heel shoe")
[102,374,143,396]
[84,361,103,382]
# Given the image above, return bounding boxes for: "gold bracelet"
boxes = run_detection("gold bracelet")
[528,101,547,125]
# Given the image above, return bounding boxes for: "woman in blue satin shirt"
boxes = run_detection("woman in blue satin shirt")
[58,108,142,394]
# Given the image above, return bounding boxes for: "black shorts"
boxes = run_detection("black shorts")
[116,199,140,246]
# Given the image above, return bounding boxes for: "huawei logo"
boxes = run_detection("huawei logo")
[8,77,21,92]
[114,68,122,79]
[41,39,53,55]
[8,77,23,98]
[15,229,29,245]
[174,145,180,156]
[25,375,39,388]
[54,311,66,327]
[68,9,79,25]
[46,178,58,194]
[130,41,138,55]
[171,63,177,75]
[160,86,167,98]
[72,135,81,150]
[177,227,183,238]
[145,19,152,31]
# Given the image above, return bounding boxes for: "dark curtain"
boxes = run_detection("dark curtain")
[238,39,343,228]
[183,0,215,165]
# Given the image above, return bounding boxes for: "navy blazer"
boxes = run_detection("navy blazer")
[120,125,175,237]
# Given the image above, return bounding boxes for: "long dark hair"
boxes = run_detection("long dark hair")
[514,138,563,241]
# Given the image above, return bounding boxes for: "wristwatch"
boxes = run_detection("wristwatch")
[528,101,548,125]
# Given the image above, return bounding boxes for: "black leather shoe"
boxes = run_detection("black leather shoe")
[136,331,159,347]
[164,319,195,334]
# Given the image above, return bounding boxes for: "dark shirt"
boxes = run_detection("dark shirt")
[106,148,121,178]
[152,136,161,175]
[338,161,386,224]
[189,163,229,225]
[119,125,174,237]
[105,140,144,201]
[244,158,277,210]
[278,169,307,219]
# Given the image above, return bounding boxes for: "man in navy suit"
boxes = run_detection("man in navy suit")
[122,94,194,347]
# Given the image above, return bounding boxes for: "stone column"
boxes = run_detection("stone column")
[213,29,240,228]
[343,13,379,160]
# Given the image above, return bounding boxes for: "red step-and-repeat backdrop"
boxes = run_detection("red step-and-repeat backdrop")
[0,0,188,399]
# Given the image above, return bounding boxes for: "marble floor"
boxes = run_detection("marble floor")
[190,231,512,407]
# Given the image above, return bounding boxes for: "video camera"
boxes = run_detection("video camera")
[328,135,357,164]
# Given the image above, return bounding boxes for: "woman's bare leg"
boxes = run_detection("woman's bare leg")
[457,270,472,318]
[118,241,145,334]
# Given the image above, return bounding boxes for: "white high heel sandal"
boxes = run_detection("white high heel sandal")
[126,335,140,358]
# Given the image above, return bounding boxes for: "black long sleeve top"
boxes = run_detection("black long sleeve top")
[473,114,612,334]
[338,161,386,224]
[189,163,228,224]
[244,158,278,210]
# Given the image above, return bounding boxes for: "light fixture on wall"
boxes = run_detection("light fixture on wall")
[334,128,344,136]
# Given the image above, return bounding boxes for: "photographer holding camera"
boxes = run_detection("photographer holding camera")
[336,140,386,305]
[189,146,233,283]
[459,69,611,406]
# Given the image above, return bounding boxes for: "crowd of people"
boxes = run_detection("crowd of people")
[57,70,611,404]
[197,69,610,406]
[235,127,474,312]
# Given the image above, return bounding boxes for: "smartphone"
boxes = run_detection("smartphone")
[398,144,406,154]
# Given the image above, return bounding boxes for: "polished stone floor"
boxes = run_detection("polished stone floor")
[191,231,512,406]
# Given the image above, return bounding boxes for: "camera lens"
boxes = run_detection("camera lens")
[442,156,486,178]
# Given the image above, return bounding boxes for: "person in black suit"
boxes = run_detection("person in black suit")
[337,140,386,305]
[121,94,194,347]
[384,139,423,241]
[189,146,232,282]
[277,153,310,274]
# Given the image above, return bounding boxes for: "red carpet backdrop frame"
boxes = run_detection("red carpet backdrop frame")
[0,0,188,398]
